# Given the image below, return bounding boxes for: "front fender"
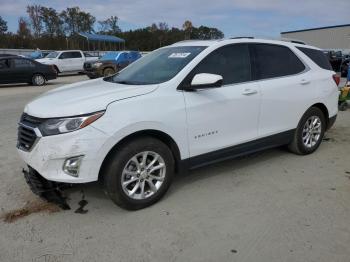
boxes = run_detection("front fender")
[88,121,188,182]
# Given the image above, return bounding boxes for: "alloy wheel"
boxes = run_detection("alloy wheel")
[302,116,322,148]
[121,151,166,200]
[34,75,45,86]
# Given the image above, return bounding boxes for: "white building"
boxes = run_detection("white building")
[281,24,350,53]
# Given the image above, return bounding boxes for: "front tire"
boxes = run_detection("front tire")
[103,68,115,77]
[288,107,326,155]
[31,74,46,86]
[102,137,175,210]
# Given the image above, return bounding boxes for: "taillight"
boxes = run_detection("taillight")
[332,74,340,86]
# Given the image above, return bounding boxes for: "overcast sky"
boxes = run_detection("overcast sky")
[1,0,349,37]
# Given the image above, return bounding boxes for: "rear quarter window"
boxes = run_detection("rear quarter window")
[297,47,332,70]
[253,44,306,80]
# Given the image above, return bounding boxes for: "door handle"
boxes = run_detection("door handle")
[242,89,258,95]
[300,79,311,85]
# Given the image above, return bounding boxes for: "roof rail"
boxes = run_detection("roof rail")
[280,38,306,45]
[175,39,219,43]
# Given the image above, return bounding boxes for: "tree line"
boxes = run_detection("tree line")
[0,5,224,51]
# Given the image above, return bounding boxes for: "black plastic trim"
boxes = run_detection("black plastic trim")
[327,115,337,130]
[181,129,295,170]
[23,166,71,210]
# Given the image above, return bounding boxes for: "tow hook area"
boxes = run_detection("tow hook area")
[22,167,71,210]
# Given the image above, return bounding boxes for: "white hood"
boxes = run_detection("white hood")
[24,78,158,118]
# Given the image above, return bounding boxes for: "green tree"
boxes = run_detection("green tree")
[192,26,224,40]
[98,16,121,35]
[40,7,63,37]
[0,16,8,34]
[60,7,95,35]
[182,20,193,39]
[27,5,43,38]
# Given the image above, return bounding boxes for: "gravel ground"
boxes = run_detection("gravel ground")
[0,75,349,262]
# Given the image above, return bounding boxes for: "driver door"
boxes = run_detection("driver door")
[182,44,261,159]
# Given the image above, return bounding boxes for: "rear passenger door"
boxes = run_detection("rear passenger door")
[10,58,36,83]
[58,52,83,71]
[70,51,84,70]
[183,44,261,158]
[251,44,309,138]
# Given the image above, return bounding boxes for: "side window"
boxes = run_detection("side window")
[253,44,305,80]
[60,52,81,59]
[71,52,82,58]
[59,52,70,59]
[193,44,252,85]
[0,59,9,70]
[13,59,35,68]
[297,47,332,70]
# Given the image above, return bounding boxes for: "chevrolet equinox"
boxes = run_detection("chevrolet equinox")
[18,38,339,210]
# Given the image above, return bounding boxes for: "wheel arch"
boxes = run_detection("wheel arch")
[310,103,330,128]
[98,129,182,182]
[32,72,46,80]
[103,67,116,75]
[52,65,60,73]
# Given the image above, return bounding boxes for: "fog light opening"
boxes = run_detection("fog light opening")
[63,155,84,177]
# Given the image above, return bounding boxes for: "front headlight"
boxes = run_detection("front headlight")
[39,111,104,136]
[93,62,103,68]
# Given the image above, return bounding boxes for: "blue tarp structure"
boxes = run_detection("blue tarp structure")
[78,32,125,43]
[77,32,125,51]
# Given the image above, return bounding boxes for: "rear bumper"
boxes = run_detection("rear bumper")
[327,115,337,130]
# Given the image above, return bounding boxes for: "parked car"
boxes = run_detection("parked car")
[36,50,99,74]
[323,50,343,72]
[340,58,349,77]
[83,51,142,79]
[18,39,338,210]
[0,54,18,57]
[0,56,57,86]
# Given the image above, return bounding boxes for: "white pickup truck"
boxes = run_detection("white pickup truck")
[36,50,98,74]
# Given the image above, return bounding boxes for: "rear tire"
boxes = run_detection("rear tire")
[288,107,326,155]
[102,137,175,210]
[31,74,46,86]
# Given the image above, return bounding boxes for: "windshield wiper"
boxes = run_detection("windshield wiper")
[114,80,135,85]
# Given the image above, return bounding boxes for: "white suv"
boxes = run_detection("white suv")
[18,38,339,210]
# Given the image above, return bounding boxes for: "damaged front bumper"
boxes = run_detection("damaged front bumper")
[23,166,71,210]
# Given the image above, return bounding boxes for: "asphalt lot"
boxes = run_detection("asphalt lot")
[0,75,350,262]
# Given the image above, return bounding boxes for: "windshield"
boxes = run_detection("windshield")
[105,46,206,85]
[101,52,120,61]
[46,51,59,58]
[30,51,42,58]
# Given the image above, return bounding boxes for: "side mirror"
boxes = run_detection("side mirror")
[190,73,223,89]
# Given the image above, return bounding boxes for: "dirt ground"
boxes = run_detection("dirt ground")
[0,75,349,262]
